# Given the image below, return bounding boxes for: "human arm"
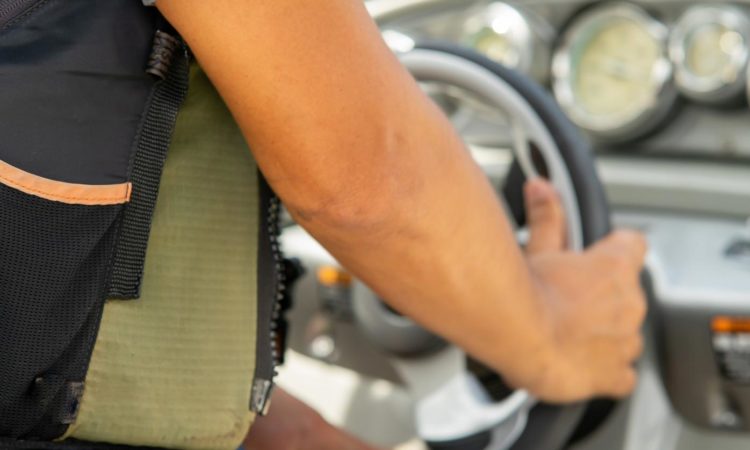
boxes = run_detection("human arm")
[155,0,647,402]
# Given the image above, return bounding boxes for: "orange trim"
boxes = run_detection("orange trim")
[712,316,750,333]
[0,159,131,206]
[317,266,353,287]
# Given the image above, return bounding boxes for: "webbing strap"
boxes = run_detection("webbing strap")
[107,32,189,299]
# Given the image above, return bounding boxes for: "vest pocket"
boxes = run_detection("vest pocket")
[0,176,125,440]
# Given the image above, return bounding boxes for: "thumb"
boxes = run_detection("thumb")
[524,178,566,254]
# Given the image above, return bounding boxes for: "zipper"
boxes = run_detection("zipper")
[0,0,43,31]
[250,187,303,415]
[251,185,285,415]
[268,195,286,369]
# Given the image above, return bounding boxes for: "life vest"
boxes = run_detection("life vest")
[0,2,293,449]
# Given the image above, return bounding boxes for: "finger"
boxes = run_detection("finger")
[591,229,648,267]
[609,229,648,263]
[622,334,644,362]
[609,281,648,332]
[524,178,566,255]
[600,367,638,399]
[626,288,648,329]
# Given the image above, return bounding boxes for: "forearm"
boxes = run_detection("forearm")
[304,129,551,385]
[157,0,552,383]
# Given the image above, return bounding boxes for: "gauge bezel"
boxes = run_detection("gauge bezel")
[670,4,750,104]
[461,2,552,83]
[552,3,676,142]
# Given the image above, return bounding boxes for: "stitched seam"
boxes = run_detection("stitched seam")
[0,173,131,203]
[0,0,51,34]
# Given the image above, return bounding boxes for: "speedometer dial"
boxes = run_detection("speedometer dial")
[462,2,551,83]
[552,3,675,142]
[669,5,750,104]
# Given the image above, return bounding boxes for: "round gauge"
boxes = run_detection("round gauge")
[670,5,750,104]
[552,3,676,142]
[462,2,552,83]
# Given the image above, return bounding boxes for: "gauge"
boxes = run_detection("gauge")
[461,2,552,83]
[552,3,676,142]
[669,5,750,104]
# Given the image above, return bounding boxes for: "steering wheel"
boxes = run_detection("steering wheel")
[351,43,613,450]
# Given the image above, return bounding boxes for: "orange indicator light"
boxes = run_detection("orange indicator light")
[317,266,352,287]
[712,316,750,333]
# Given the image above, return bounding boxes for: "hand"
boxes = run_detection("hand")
[508,179,648,403]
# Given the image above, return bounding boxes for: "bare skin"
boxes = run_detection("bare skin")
[154,0,649,440]
[522,179,646,399]
[244,178,635,449]
[156,0,646,404]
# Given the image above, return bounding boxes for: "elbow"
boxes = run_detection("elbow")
[286,184,399,234]
[276,109,428,234]
[285,139,414,234]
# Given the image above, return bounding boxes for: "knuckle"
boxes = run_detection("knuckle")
[611,229,641,243]
[621,288,647,321]
[602,368,637,398]
[625,335,645,360]
[634,233,649,256]
[619,296,646,334]
[632,292,648,323]
[617,369,638,397]
[609,230,648,261]
[607,252,631,274]
[531,206,557,227]
[608,229,633,245]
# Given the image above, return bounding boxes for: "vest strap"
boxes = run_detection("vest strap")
[107,30,189,300]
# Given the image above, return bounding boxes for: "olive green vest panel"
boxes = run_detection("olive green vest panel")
[63,66,259,450]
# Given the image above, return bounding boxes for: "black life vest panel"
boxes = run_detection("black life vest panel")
[0,1,293,448]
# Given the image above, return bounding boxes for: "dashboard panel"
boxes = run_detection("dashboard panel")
[374,0,750,161]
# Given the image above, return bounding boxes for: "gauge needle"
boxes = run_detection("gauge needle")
[594,58,643,81]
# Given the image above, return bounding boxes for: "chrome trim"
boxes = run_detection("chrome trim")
[367,0,449,23]
[461,2,553,82]
[669,4,750,104]
[552,2,676,142]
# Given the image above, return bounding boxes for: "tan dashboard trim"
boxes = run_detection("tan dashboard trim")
[0,159,131,206]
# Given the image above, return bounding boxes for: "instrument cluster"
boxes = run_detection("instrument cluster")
[380,1,750,145]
